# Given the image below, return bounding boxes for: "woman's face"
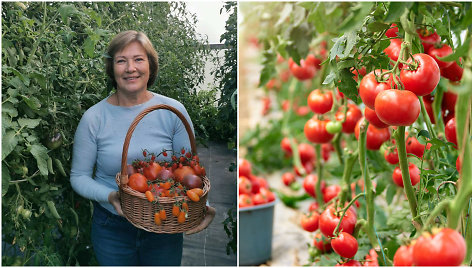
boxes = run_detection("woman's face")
[113,41,150,94]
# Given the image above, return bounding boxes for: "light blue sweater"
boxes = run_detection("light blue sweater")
[70,92,194,215]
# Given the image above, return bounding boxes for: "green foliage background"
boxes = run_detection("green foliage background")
[2,2,232,265]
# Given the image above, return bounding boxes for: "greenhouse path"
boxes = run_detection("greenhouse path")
[181,141,237,266]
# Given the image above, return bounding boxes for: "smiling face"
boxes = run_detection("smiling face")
[113,41,150,94]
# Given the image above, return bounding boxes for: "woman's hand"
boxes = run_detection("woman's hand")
[108,191,125,217]
[185,206,216,235]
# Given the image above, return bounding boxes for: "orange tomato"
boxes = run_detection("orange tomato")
[187,189,200,202]
[145,191,154,202]
[172,204,180,217]
[154,212,162,225]
[177,211,186,224]
[182,202,189,212]
[159,209,166,220]
[192,188,204,197]
[128,173,148,193]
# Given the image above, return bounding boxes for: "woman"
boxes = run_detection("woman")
[70,30,215,266]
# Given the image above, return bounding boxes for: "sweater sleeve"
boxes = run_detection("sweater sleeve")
[70,110,115,202]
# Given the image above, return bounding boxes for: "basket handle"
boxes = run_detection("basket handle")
[119,104,197,185]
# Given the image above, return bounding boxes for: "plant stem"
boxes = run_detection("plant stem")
[315,144,324,205]
[333,132,344,165]
[338,150,358,206]
[394,126,422,229]
[333,192,365,235]
[419,97,444,161]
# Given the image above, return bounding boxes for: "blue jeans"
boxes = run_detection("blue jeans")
[91,202,183,266]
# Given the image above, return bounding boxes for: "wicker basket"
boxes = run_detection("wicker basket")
[115,104,210,233]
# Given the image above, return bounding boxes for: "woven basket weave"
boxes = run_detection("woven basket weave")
[115,104,210,233]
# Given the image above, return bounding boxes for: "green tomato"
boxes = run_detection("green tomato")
[326,121,342,134]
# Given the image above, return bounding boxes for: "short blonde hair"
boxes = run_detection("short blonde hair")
[105,30,159,89]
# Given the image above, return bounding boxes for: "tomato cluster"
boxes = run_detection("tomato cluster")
[238,158,276,208]
[126,148,206,225]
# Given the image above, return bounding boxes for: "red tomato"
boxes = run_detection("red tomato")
[323,184,341,203]
[423,97,436,124]
[298,143,316,164]
[456,156,462,174]
[239,194,253,208]
[364,106,389,128]
[252,192,269,205]
[249,176,260,194]
[308,201,320,212]
[359,69,394,109]
[282,172,296,186]
[400,53,440,96]
[280,69,291,82]
[313,232,332,253]
[238,176,253,195]
[281,99,290,111]
[280,137,293,157]
[143,162,162,181]
[259,187,275,202]
[306,54,322,70]
[392,163,420,187]
[303,174,326,198]
[351,67,367,82]
[364,249,379,266]
[300,212,320,232]
[322,143,334,162]
[296,106,310,116]
[384,147,399,165]
[412,228,466,266]
[385,23,399,37]
[288,57,316,81]
[384,38,403,64]
[441,91,457,115]
[440,61,463,82]
[319,204,357,238]
[417,28,441,52]
[445,117,457,148]
[393,245,414,266]
[307,89,333,114]
[304,118,335,144]
[128,173,149,193]
[406,136,428,158]
[428,44,453,68]
[375,89,420,126]
[335,103,363,134]
[354,118,391,150]
[331,232,358,258]
[253,175,269,189]
[239,158,252,177]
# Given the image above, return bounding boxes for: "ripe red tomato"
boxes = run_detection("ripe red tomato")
[417,28,441,52]
[308,201,320,212]
[238,176,253,195]
[307,89,333,114]
[441,91,457,115]
[412,228,466,266]
[331,232,358,258]
[400,53,440,96]
[406,136,428,158]
[282,172,296,186]
[384,38,403,64]
[428,44,453,68]
[143,162,162,181]
[364,106,389,128]
[173,166,195,182]
[296,106,310,116]
[304,118,334,144]
[385,23,399,37]
[294,161,314,177]
[392,163,420,187]
[239,158,252,177]
[322,143,334,162]
[303,174,326,198]
[300,212,320,232]
[384,147,399,165]
[323,184,341,203]
[351,67,367,82]
[239,194,253,208]
[252,192,269,205]
[335,103,363,134]
[423,97,436,124]
[319,204,357,238]
[354,118,391,150]
[306,54,322,70]
[280,137,293,157]
[128,173,148,193]
[375,89,420,126]
[364,249,379,266]
[259,187,275,202]
[249,176,260,194]
[445,117,457,148]
[288,57,316,81]
[359,69,394,109]
[393,245,414,266]
[313,232,332,253]
[298,143,316,164]
[440,61,463,82]
[456,156,462,174]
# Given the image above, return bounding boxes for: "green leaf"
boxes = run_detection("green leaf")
[308,3,326,34]
[386,184,396,204]
[30,144,49,176]
[275,3,293,28]
[367,21,390,32]
[2,130,18,160]
[384,2,412,23]
[437,37,470,62]
[2,163,11,196]
[343,31,358,58]
[460,5,472,28]
[21,95,41,110]
[18,118,41,129]
[83,37,96,58]
[330,35,347,61]
[338,2,374,32]
[258,63,276,88]
[58,4,78,24]
[337,68,359,102]
[322,71,336,85]
[2,102,18,118]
